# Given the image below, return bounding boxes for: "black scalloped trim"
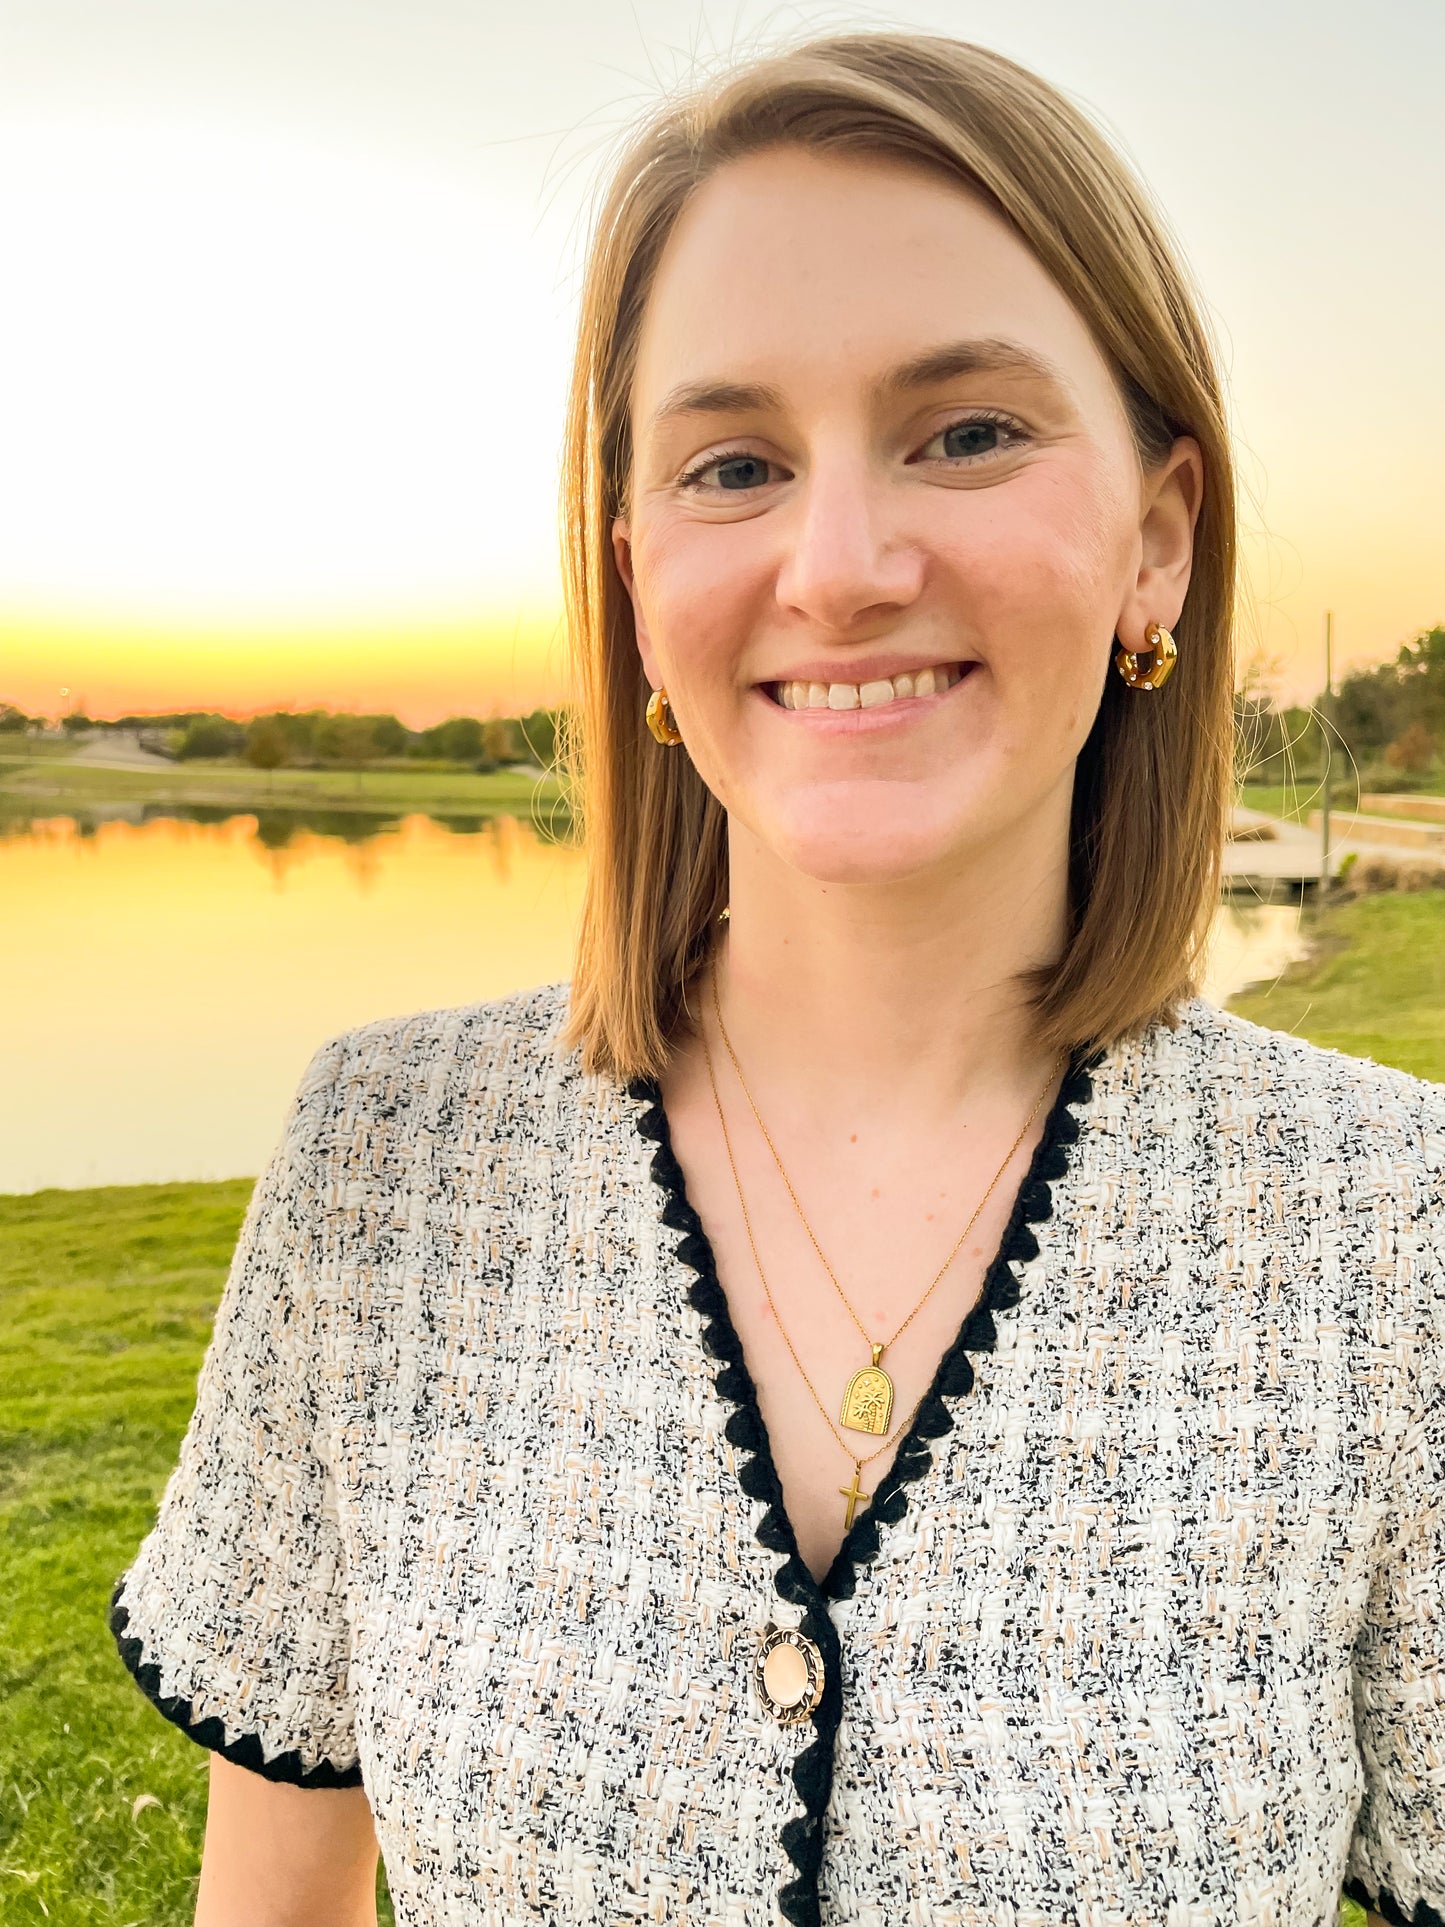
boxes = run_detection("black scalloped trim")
[1343,1875,1445,1927]
[626,1046,1098,1926]
[108,1577,364,1788]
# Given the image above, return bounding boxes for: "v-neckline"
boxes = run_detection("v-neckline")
[625,1046,1098,1925]
[627,1047,1098,1602]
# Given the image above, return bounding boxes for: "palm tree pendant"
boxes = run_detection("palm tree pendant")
[840,1343,894,1435]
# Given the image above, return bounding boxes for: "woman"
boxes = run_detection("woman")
[109,31,1440,1927]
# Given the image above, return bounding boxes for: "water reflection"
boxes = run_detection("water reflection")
[1,807,1306,1194]
[0,794,578,847]
[1,810,587,1192]
[1200,899,1308,1005]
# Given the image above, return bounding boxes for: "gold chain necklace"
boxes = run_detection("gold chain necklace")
[702,954,1064,1527]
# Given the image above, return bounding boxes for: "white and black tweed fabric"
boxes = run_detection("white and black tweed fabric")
[109,980,1445,1926]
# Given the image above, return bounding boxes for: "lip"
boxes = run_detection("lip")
[756,660,978,728]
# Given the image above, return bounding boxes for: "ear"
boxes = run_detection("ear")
[611,516,664,688]
[1116,435,1205,650]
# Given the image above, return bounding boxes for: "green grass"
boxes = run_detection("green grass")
[0,1182,394,1925]
[1240,779,1445,822]
[1227,891,1445,1085]
[1240,781,1331,823]
[0,749,571,822]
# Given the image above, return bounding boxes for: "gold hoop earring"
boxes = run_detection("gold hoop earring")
[645,686,683,745]
[1114,621,1178,692]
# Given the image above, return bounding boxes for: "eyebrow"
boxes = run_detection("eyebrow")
[646,336,1072,435]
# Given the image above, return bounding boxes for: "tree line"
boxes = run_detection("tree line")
[0,702,566,774]
[1236,623,1443,792]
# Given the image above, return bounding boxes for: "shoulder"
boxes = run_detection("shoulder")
[323,978,575,1092]
[1117,1000,1444,1295]
[295,979,587,1180]
[1143,996,1445,1159]
[1111,1000,1445,1388]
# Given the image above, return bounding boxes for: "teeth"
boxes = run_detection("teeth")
[773,662,964,711]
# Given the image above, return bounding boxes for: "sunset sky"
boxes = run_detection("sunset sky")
[1,0,1440,724]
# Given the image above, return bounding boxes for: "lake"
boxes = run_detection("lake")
[0,809,1306,1193]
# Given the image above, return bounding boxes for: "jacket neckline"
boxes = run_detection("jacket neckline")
[625,1039,1101,1925]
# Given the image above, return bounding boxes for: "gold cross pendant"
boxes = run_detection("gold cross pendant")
[838,1463,869,1528]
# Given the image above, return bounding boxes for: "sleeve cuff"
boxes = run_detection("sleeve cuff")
[1342,1874,1445,1927]
[108,1578,363,1789]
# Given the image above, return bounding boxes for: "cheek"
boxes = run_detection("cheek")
[632,520,761,675]
[938,460,1132,645]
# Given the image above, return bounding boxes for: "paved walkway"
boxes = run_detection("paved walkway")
[1226,806,1445,888]
[65,731,176,773]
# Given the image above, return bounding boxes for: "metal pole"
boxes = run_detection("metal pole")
[1320,611,1333,892]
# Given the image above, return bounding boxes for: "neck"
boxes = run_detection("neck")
[706,807,1071,1135]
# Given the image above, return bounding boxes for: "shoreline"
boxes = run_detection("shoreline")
[0,750,572,821]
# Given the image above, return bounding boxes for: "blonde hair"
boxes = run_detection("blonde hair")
[558,31,1236,1081]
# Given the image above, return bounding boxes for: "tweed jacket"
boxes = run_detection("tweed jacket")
[110,981,1445,1927]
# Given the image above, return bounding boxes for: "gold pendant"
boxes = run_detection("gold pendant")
[838,1462,868,1528]
[840,1342,894,1435]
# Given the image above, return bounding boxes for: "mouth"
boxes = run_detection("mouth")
[761,659,976,714]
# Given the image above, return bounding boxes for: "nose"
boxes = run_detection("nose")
[772,448,925,633]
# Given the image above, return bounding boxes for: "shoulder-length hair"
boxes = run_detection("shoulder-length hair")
[557,30,1236,1083]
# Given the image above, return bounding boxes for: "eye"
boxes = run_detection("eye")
[673,409,1027,495]
[676,449,777,493]
[917,411,1026,464]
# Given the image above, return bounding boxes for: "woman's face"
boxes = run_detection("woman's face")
[613,145,1201,887]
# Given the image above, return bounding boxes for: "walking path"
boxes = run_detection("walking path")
[1225,806,1445,889]
[67,731,175,773]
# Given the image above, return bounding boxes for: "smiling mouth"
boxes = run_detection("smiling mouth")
[765,660,974,711]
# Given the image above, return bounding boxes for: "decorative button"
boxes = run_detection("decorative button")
[754,1625,825,1725]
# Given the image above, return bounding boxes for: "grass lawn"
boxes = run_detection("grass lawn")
[0,1183,395,1925]
[1227,892,1445,1085]
[1240,779,1444,822]
[0,749,571,822]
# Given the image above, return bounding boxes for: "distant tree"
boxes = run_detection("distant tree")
[1384,722,1437,773]
[422,716,485,763]
[61,711,92,735]
[1397,624,1445,736]
[364,713,411,758]
[244,715,291,771]
[0,702,29,733]
[177,716,245,759]
[517,707,561,769]
[282,710,325,763]
[1334,623,1445,764]
[1334,668,1405,759]
[483,716,525,764]
[313,714,380,767]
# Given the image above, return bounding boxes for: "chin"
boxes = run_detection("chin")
[766,795,977,886]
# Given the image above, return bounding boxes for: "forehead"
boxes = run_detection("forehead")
[631,145,1117,436]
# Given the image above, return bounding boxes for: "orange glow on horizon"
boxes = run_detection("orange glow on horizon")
[0,605,574,726]
[4,579,1441,724]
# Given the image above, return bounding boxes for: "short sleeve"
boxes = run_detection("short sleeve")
[1344,1115,1445,1924]
[108,1034,362,1787]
